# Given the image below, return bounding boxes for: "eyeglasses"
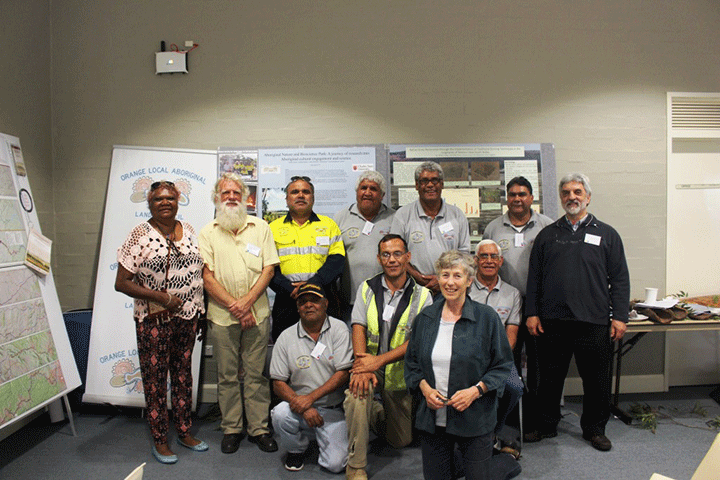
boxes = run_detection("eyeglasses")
[151,181,175,191]
[290,176,312,183]
[418,177,441,186]
[476,253,500,260]
[380,251,406,260]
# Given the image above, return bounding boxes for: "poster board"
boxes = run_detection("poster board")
[85,146,216,407]
[0,133,81,431]
[389,143,557,241]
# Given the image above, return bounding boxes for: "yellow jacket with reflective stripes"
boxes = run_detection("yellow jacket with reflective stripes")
[361,274,431,391]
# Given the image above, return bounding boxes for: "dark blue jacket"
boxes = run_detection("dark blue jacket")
[404,297,514,437]
[525,214,630,324]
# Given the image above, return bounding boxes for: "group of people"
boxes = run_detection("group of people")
[114,161,630,479]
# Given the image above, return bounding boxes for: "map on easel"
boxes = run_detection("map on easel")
[0,134,80,430]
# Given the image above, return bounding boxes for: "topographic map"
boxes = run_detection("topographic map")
[0,164,27,266]
[0,267,66,426]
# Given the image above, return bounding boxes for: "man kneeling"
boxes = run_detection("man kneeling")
[344,235,432,479]
[270,283,353,473]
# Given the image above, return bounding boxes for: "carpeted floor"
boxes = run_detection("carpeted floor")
[1,386,718,480]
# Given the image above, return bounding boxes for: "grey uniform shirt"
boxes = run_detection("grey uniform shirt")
[390,199,470,276]
[482,211,553,296]
[333,203,394,305]
[270,316,353,408]
[468,277,521,327]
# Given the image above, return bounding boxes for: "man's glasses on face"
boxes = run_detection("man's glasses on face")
[477,253,500,260]
[380,251,406,260]
[418,177,441,186]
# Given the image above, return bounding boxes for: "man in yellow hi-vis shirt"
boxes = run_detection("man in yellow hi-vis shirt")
[269,176,345,341]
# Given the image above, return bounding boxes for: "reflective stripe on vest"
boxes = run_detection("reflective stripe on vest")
[362,281,430,391]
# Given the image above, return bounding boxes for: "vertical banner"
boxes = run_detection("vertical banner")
[85,147,216,407]
[0,133,81,431]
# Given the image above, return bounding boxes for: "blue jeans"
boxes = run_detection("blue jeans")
[420,427,493,480]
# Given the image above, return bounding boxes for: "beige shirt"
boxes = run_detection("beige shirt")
[199,216,279,327]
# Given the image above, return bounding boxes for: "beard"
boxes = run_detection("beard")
[216,199,248,232]
[563,198,589,216]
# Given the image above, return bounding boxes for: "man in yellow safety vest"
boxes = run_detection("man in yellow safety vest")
[343,234,433,480]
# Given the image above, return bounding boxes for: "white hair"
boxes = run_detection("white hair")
[355,171,386,196]
[476,239,502,257]
[559,173,592,196]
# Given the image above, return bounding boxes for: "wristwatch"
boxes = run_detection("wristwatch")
[475,383,484,397]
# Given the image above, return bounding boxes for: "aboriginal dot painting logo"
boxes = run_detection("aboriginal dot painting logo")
[129,176,192,206]
[110,359,144,394]
[497,239,510,253]
[295,355,312,369]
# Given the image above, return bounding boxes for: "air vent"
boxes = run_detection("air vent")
[669,94,720,138]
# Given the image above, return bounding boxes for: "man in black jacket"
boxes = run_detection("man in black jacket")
[524,173,629,452]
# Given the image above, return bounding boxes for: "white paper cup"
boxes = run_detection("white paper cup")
[644,287,658,304]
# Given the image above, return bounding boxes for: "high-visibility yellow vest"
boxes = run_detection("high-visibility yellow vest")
[361,275,430,391]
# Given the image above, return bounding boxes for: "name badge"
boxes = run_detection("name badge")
[514,233,524,247]
[362,221,374,236]
[316,236,330,246]
[382,305,395,322]
[438,222,454,234]
[310,341,326,359]
[246,243,261,257]
[584,233,601,246]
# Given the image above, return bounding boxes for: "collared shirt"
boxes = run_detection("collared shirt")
[404,298,514,436]
[269,212,345,282]
[269,316,353,408]
[565,213,589,232]
[390,199,470,276]
[468,277,521,327]
[333,202,395,305]
[351,276,433,355]
[482,210,554,296]
[198,216,279,327]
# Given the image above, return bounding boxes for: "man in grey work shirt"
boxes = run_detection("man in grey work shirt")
[390,161,470,294]
[469,239,521,348]
[334,171,395,321]
[482,176,553,297]
[468,238,524,458]
[343,234,432,480]
[482,176,552,440]
[270,282,353,473]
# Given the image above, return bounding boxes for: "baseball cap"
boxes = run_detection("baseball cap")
[295,282,326,300]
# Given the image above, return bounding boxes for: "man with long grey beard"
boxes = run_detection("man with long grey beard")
[199,173,280,454]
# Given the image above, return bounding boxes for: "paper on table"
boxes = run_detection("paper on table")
[634,298,678,309]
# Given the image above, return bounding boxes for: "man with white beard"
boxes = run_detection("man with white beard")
[199,173,281,454]
[524,173,629,452]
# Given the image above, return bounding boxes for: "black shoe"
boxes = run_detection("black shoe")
[284,452,304,471]
[523,429,557,443]
[249,433,279,452]
[221,433,243,454]
[583,433,612,451]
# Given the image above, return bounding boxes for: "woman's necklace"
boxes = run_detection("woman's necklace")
[149,218,178,240]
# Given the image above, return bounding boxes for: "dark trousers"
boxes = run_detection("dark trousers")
[136,317,197,444]
[420,428,493,480]
[271,292,299,342]
[534,319,612,436]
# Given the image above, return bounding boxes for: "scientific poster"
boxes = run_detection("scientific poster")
[389,143,554,242]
